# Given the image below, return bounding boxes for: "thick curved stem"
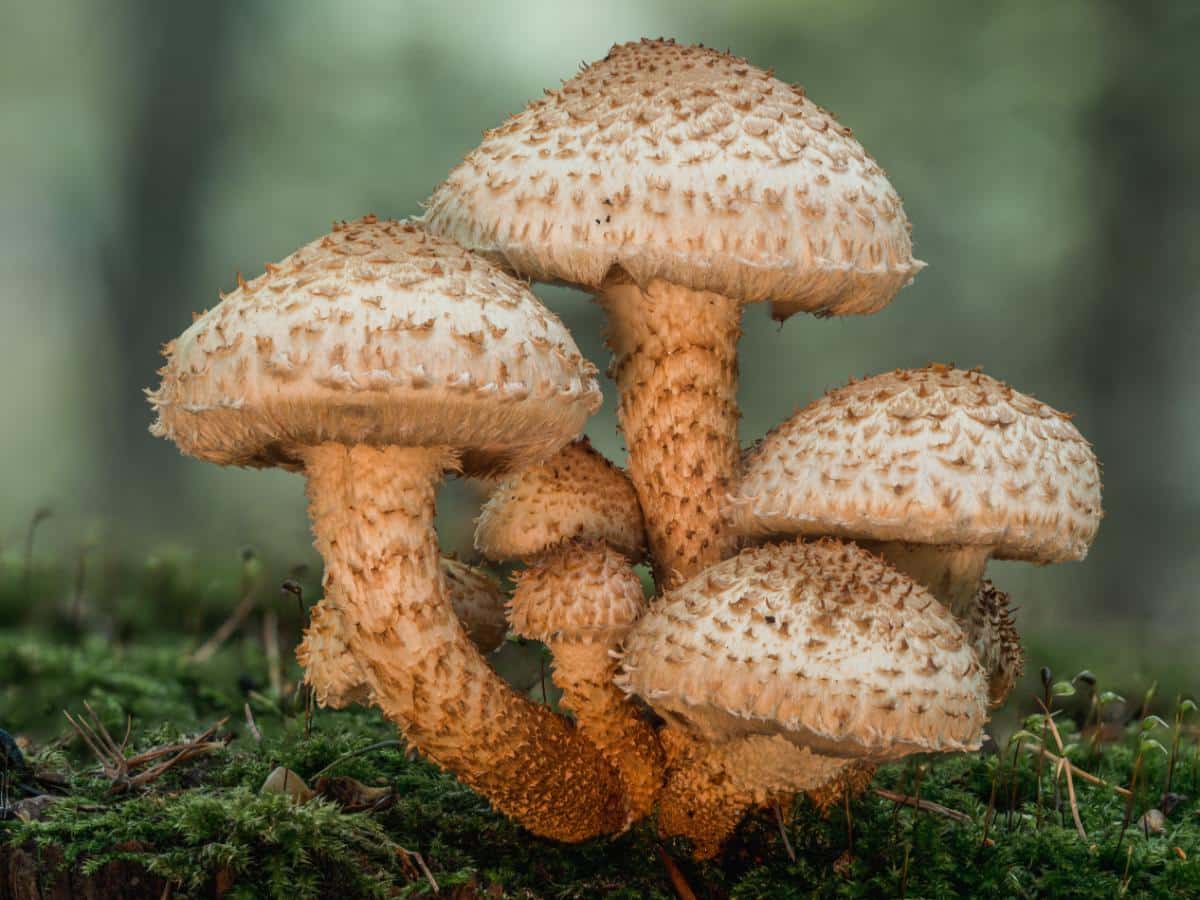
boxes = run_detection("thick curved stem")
[303,443,625,842]
[548,640,665,825]
[598,278,741,589]
[654,730,755,859]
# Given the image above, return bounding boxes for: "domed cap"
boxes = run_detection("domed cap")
[441,557,508,653]
[475,437,646,561]
[617,539,988,760]
[424,39,922,318]
[148,216,602,475]
[509,541,646,643]
[729,365,1103,563]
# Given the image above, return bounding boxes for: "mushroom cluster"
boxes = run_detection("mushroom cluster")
[148,39,1103,858]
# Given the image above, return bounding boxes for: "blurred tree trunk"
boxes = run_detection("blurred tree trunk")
[1080,0,1200,614]
[98,0,241,519]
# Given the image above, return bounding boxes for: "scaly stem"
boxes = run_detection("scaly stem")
[303,443,624,842]
[548,640,665,825]
[598,278,741,589]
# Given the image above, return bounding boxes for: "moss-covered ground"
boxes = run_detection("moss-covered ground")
[3,554,1200,897]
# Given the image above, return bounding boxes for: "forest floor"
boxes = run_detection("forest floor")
[3,556,1200,898]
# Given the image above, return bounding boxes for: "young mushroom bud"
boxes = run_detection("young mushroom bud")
[729,365,1104,618]
[617,538,989,857]
[967,581,1024,708]
[477,439,664,823]
[149,217,627,842]
[425,38,923,588]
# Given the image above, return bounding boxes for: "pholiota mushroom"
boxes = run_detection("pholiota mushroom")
[729,365,1104,619]
[477,439,664,823]
[424,38,923,588]
[148,216,628,841]
[968,581,1024,708]
[297,556,509,709]
[617,538,989,856]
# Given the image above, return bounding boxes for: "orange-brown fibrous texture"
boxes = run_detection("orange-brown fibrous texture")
[475,438,646,562]
[148,217,601,476]
[805,761,877,815]
[600,279,741,587]
[968,581,1024,708]
[303,443,624,842]
[618,539,989,760]
[730,365,1104,564]
[654,730,754,859]
[510,543,664,823]
[423,39,923,319]
[296,557,509,709]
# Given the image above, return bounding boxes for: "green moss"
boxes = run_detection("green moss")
[5,629,1200,897]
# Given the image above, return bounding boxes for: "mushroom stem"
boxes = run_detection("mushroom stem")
[302,442,625,842]
[546,639,665,824]
[861,541,991,616]
[598,278,741,588]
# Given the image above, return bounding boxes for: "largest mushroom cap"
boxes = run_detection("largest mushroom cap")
[424,38,923,317]
[729,365,1103,563]
[617,539,988,760]
[149,216,601,475]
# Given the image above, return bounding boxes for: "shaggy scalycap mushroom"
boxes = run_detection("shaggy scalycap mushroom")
[475,437,646,562]
[618,539,989,760]
[425,38,923,587]
[150,216,626,842]
[729,365,1104,614]
[967,581,1024,708]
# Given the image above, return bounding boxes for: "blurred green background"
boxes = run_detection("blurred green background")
[1,1,1197,688]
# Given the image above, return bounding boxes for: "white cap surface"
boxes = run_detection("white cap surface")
[149,217,601,475]
[617,539,988,760]
[425,39,922,318]
[730,365,1103,563]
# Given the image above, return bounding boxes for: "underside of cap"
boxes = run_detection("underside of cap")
[423,38,922,316]
[729,365,1103,563]
[148,217,602,476]
[475,438,646,561]
[617,538,988,760]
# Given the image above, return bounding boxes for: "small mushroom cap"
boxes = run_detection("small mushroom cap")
[968,581,1023,708]
[441,557,509,653]
[424,38,922,318]
[729,365,1103,563]
[509,541,646,643]
[149,216,601,476]
[617,539,988,760]
[475,437,646,561]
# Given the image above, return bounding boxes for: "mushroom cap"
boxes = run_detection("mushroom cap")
[729,365,1103,563]
[424,38,922,319]
[509,541,646,643]
[441,557,509,653]
[475,437,646,561]
[148,216,601,476]
[616,539,988,760]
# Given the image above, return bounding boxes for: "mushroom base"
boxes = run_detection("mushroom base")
[549,640,666,825]
[598,277,741,588]
[302,443,625,842]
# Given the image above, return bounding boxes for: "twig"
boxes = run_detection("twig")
[244,703,262,743]
[398,847,439,894]
[1039,702,1087,841]
[657,845,698,900]
[311,740,406,780]
[192,585,259,663]
[871,788,971,824]
[1023,743,1131,797]
[773,798,796,861]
